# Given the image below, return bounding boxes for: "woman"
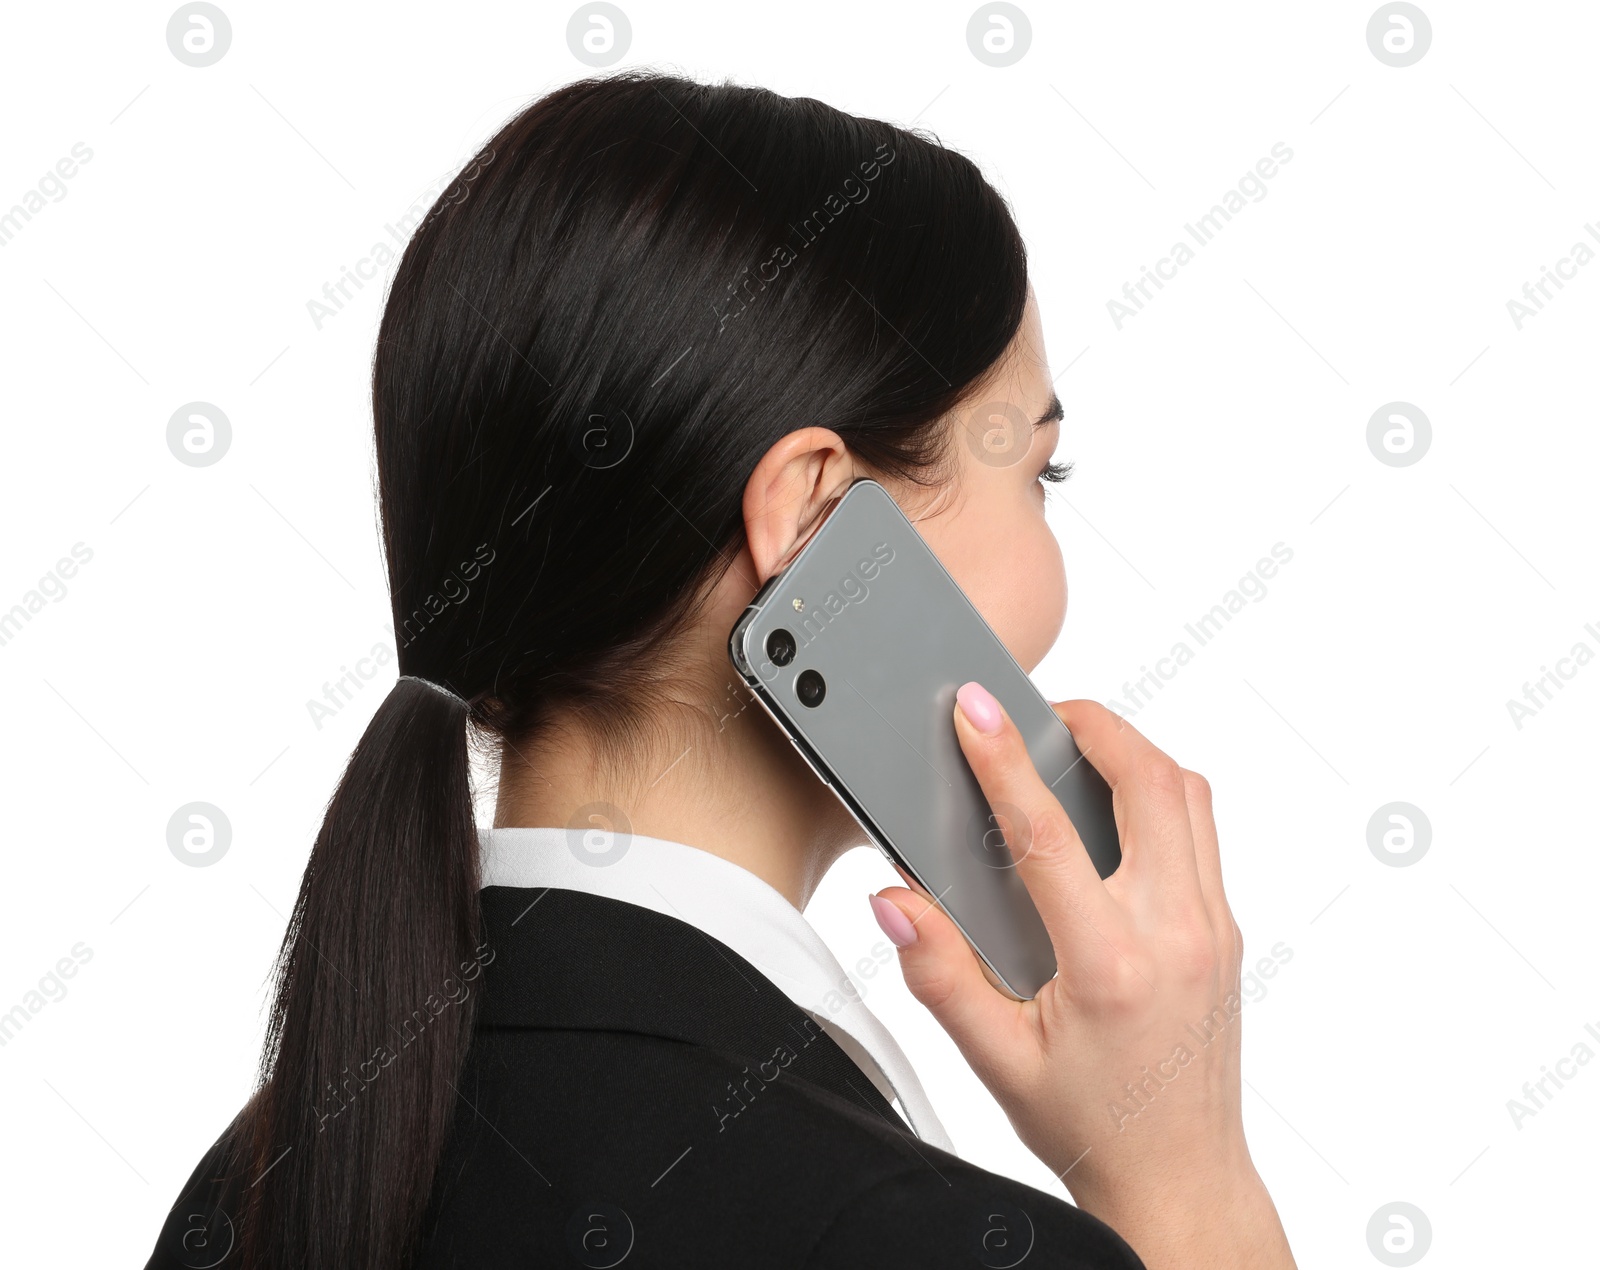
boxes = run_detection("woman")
[145,71,1295,1269]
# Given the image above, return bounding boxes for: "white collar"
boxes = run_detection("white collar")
[478,825,953,1152]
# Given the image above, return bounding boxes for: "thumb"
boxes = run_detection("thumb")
[870,887,1032,1084]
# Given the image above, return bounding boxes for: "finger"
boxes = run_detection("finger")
[870,887,1033,1083]
[951,683,1118,955]
[1180,768,1231,947]
[1050,700,1206,916]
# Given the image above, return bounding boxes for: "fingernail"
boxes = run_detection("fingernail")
[957,681,1003,735]
[869,894,918,948]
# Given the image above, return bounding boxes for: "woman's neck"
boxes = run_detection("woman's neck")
[491,597,863,908]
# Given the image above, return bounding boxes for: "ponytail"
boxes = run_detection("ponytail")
[234,676,482,1268]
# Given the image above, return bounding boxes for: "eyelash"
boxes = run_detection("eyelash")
[1038,460,1074,484]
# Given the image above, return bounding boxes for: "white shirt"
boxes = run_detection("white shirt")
[478,825,954,1152]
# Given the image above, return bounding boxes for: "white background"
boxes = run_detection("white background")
[1,1,1595,1265]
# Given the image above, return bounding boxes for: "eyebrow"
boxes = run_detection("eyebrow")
[1033,394,1064,429]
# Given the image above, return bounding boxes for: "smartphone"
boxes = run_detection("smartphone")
[727,478,1120,999]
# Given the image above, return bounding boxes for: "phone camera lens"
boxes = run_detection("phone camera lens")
[795,669,826,708]
[766,628,797,667]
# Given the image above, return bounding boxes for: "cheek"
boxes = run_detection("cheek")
[944,511,1067,672]
[1001,519,1067,671]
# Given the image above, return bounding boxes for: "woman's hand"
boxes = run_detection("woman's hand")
[869,684,1296,1270]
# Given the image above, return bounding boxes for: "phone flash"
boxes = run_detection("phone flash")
[791,597,805,612]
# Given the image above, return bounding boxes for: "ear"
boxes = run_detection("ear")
[742,428,858,582]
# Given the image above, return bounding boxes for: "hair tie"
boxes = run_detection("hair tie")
[397,674,471,711]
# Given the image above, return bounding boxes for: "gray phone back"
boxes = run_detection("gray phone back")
[728,479,1120,999]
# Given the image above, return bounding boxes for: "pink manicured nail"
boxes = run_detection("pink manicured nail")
[956,681,1003,735]
[869,895,918,948]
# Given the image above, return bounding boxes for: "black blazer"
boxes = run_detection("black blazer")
[145,886,1145,1269]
